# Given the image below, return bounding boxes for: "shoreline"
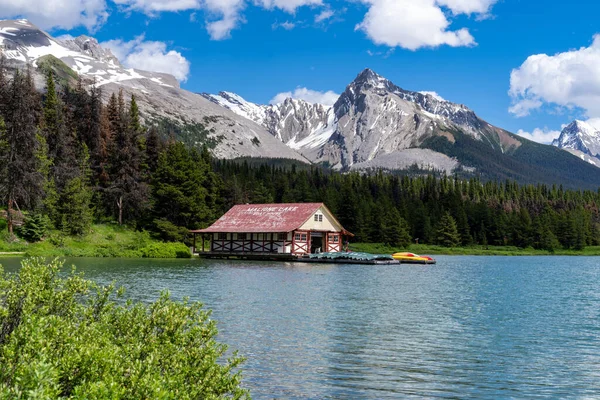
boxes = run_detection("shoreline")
[1,248,599,259]
[349,243,600,257]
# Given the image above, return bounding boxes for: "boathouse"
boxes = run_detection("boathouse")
[191,203,353,258]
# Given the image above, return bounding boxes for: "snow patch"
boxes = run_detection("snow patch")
[419,91,446,102]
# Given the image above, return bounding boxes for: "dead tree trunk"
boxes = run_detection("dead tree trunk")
[117,196,123,225]
[6,197,12,236]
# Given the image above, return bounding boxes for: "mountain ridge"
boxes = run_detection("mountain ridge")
[3,20,600,188]
[204,69,600,188]
[0,19,309,163]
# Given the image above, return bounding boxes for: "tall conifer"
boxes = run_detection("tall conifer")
[0,69,43,235]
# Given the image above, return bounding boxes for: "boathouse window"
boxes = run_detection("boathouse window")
[237,233,247,240]
[277,233,286,241]
[217,233,227,240]
[331,235,339,243]
[295,233,307,242]
[314,214,323,222]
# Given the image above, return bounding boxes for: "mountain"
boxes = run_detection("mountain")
[3,21,600,188]
[0,19,308,162]
[552,120,600,167]
[205,69,600,188]
[202,92,335,156]
[205,69,522,173]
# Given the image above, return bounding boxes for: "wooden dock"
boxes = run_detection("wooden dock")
[196,252,435,265]
[296,257,400,265]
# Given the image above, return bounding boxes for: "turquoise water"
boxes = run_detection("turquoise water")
[2,256,600,398]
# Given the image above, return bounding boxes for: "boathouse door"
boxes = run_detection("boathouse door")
[311,232,323,254]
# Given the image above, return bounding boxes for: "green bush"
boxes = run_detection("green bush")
[47,232,66,247]
[140,242,192,258]
[0,258,248,399]
[18,213,50,243]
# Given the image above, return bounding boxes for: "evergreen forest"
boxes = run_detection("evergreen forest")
[1,64,599,252]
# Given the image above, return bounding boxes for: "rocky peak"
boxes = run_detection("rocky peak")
[553,120,600,156]
[346,68,393,93]
[62,35,120,66]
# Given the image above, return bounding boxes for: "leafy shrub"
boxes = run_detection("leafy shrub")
[0,258,247,398]
[18,213,50,242]
[47,232,66,247]
[0,218,6,232]
[153,218,190,244]
[127,230,151,250]
[140,242,192,258]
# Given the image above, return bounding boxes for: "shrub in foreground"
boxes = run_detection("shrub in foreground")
[0,258,248,399]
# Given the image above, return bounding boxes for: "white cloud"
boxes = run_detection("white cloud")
[436,0,496,15]
[112,0,200,13]
[270,87,339,106]
[508,98,543,118]
[516,128,561,144]
[113,0,320,40]
[315,9,333,23]
[509,35,600,118]
[419,91,446,102]
[0,0,108,30]
[253,0,322,13]
[272,21,296,30]
[355,0,496,50]
[102,35,191,82]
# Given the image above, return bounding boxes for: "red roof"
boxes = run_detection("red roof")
[192,203,327,233]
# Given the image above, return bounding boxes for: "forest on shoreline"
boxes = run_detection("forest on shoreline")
[1,62,600,255]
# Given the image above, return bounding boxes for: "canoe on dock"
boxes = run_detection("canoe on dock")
[298,252,400,265]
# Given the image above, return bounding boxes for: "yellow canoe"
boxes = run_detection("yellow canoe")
[392,252,436,264]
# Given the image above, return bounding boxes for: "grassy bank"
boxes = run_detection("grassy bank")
[349,243,600,256]
[0,224,191,258]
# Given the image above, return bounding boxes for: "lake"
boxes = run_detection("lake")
[2,256,600,398]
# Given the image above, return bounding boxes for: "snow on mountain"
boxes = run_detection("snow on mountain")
[552,120,600,155]
[318,68,519,170]
[0,19,308,163]
[202,92,335,158]
[203,92,268,126]
[6,22,593,177]
[0,19,173,88]
[552,120,600,167]
[204,68,523,172]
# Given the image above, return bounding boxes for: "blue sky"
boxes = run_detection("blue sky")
[4,0,600,143]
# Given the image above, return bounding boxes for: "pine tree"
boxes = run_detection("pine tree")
[251,182,274,204]
[60,146,93,236]
[0,69,44,235]
[0,55,7,115]
[107,94,148,225]
[382,207,411,248]
[455,208,473,245]
[145,126,164,176]
[42,71,77,188]
[151,142,216,229]
[435,212,461,247]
